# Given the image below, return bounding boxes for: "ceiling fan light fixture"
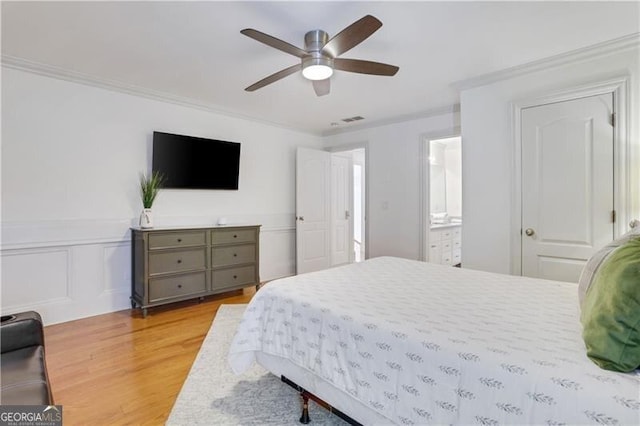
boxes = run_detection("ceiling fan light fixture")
[302,55,334,80]
[302,64,333,80]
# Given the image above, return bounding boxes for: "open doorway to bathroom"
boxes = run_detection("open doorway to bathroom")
[424,135,462,266]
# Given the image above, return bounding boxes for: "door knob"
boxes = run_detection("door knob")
[525,228,535,237]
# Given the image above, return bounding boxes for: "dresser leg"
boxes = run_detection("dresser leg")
[142,308,148,318]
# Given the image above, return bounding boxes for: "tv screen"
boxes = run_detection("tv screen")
[152,131,241,190]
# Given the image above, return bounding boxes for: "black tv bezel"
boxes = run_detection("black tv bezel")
[152,131,241,190]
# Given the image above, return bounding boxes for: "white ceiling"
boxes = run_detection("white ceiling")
[2,1,638,135]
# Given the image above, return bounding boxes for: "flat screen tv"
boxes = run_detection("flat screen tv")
[152,131,241,190]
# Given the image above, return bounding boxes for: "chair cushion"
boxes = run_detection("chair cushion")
[580,236,640,372]
[0,346,52,405]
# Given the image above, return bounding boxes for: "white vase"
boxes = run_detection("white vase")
[140,208,153,228]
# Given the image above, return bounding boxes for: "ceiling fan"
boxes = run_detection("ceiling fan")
[241,15,399,97]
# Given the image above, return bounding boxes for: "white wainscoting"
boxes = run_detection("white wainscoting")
[1,217,295,325]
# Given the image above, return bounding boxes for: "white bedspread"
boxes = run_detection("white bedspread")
[229,257,640,425]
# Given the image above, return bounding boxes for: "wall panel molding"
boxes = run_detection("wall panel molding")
[1,217,296,325]
[1,247,73,317]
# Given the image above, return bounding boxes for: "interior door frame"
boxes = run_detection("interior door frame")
[327,142,370,261]
[510,76,630,276]
[418,126,461,261]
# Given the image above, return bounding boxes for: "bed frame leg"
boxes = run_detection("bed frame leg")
[300,393,310,424]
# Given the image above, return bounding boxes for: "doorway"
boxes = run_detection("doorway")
[330,148,366,265]
[512,77,631,280]
[423,135,462,265]
[520,93,614,282]
[296,146,367,274]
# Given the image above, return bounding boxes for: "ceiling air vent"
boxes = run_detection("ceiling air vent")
[341,116,365,123]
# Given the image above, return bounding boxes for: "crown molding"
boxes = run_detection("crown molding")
[321,103,461,137]
[452,32,640,92]
[1,54,321,136]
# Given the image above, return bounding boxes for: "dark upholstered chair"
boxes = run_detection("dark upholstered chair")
[1,311,54,405]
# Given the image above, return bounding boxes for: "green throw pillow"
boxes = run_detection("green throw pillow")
[581,236,640,372]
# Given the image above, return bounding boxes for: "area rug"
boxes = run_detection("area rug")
[166,304,347,425]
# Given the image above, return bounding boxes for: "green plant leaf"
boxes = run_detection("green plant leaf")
[140,171,165,208]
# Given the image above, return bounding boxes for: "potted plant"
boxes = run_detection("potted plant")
[139,171,164,228]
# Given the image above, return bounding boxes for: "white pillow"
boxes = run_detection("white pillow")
[578,223,640,308]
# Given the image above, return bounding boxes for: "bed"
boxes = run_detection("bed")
[228,256,640,425]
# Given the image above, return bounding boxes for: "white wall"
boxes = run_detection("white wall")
[461,47,639,274]
[1,68,323,324]
[324,112,460,260]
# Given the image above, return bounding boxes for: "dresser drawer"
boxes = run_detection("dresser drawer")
[212,265,256,289]
[148,231,206,250]
[211,228,256,245]
[212,244,256,267]
[149,248,206,275]
[453,227,461,238]
[429,231,441,242]
[441,230,452,240]
[149,272,207,302]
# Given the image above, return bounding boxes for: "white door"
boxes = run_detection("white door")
[296,147,331,274]
[331,153,353,266]
[521,93,614,282]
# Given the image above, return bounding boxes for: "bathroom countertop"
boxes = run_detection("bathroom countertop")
[430,222,462,230]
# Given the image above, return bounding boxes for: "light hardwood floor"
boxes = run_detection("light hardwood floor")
[44,288,256,425]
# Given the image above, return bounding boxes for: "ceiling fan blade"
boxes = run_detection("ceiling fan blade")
[322,15,382,58]
[241,29,308,58]
[334,58,399,76]
[245,64,302,92]
[312,79,330,97]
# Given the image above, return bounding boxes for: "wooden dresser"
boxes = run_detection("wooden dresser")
[131,225,260,316]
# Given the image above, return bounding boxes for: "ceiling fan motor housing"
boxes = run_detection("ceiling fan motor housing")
[302,30,334,80]
[304,30,329,53]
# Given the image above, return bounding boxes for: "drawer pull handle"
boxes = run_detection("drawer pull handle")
[177,238,182,242]
[177,259,182,264]
[177,284,182,288]
[233,275,237,279]
[233,234,237,238]
[233,253,237,257]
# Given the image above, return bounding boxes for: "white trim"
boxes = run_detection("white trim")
[453,33,640,91]
[3,53,462,138]
[99,241,131,296]
[323,104,461,137]
[0,217,296,250]
[1,55,319,137]
[0,246,74,308]
[418,127,461,262]
[510,77,630,275]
